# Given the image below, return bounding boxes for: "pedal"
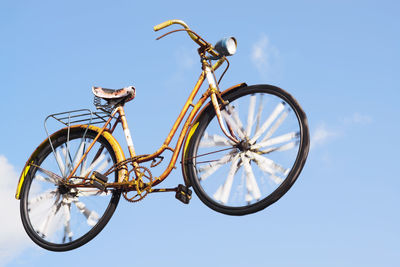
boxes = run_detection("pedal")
[90,171,108,191]
[175,184,192,204]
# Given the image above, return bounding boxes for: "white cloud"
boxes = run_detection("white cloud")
[0,155,33,266]
[311,112,372,150]
[251,34,280,79]
[310,123,339,149]
[343,112,373,125]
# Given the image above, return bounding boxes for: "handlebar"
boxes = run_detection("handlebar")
[154,19,204,45]
[153,19,220,59]
[153,19,184,32]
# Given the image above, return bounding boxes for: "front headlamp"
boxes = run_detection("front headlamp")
[214,37,237,57]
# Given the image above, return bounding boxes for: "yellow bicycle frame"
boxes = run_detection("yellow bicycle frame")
[16,20,243,198]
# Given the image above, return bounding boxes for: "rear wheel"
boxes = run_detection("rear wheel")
[184,84,309,215]
[20,127,121,251]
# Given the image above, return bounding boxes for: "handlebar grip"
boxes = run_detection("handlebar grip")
[153,20,174,31]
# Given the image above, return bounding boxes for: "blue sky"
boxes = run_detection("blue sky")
[1,0,399,266]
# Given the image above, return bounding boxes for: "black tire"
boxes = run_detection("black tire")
[185,84,309,215]
[20,127,121,251]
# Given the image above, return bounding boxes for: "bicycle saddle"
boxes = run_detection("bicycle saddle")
[92,86,136,102]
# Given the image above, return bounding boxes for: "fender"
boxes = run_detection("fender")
[181,82,247,186]
[15,125,126,200]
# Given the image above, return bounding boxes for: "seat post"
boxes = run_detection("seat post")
[117,105,141,183]
[117,106,137,159]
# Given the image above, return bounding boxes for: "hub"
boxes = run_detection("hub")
[58,184,69,195]
[236,139,251,152]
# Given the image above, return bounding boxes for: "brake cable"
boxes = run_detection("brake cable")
[156,28,230,85]
[216,57,229,84]
[156,28,210,47]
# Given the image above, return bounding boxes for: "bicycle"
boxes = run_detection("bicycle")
[15,19,310,251]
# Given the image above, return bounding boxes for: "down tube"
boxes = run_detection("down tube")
[151,79,208,186]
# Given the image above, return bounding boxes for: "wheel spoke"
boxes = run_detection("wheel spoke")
[213,154,241,204]
[80,153,106,177]
[198,151,237,181]
[259,141,299,154]
[249,151,288,175]
[260,110,289,143]
[61,144,73,174]
[80,151,88,177]
[250,102,285,144]
[200,132,233,147]
[35,173,59,185]
[241,154,262,201]
[62,203,73,243]
[254,94,264,133]
[72,198,99,226]
[28,189,57,207]
[245,95,257,137]
[248,151,287,184]
[76,188,108,197]
[55,149,66,177]
[33,164,63,184]
[221,108,246,140]
[95,157,111,174]
[36,193,62,238]
[227,105,247,138]
[252,131,299,150]
[72,139,86,173]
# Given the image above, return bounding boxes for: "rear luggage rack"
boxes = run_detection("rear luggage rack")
[45,109,113,128]
[44,109,118,160]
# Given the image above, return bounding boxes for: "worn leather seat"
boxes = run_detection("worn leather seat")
[92,86,136,103]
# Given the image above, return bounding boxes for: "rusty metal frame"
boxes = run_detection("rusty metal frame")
[55,25,241,193]
[15,68,235,198]
[136,71,208,186]
[62,58,229,189]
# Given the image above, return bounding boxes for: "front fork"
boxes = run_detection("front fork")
[204,65,240,144]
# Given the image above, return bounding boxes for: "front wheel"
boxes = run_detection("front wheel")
[20,127,121,251]
[184,84,309,215]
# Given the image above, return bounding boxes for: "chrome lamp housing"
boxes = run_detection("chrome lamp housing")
[214,37,237,57]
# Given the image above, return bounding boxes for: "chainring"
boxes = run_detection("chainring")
[122,166,153,203]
